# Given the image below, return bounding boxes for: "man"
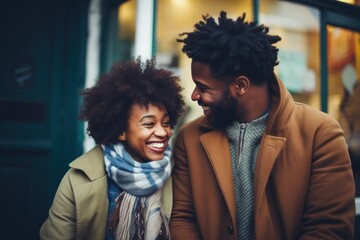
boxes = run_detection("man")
[170,11,355,240]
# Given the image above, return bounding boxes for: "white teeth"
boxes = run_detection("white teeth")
[147,142,164,148]
[202,106,209,110]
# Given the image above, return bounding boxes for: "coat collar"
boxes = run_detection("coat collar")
[266,73,294,134]
[69,145,106,181]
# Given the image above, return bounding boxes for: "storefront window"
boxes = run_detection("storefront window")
[156,0,252,122]
[260,0,321,110]
[118,1,136,60]
[336,0,360,6]
[101,0,136,72]
[327,25,360,196]
[117,0,136,59]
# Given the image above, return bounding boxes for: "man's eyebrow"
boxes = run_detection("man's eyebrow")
[194,80,208,88]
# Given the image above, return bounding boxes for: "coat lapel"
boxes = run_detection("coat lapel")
[200,130,236,226]
[254,135,286,207]
[254,135,285,238]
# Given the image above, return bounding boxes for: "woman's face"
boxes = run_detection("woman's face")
[119,103,172,163]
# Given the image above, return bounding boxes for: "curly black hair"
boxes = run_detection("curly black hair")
[79,57,185,145]
[177,11,281,85]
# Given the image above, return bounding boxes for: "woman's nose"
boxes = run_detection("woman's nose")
[154,126,168,137]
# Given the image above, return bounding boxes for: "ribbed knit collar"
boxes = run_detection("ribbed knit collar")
[225,111,269,144]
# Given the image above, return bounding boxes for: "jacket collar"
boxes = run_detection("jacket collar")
[69,145,106,181]
[266,73,294,134]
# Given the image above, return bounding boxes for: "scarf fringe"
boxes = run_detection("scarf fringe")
[109,191,170,240]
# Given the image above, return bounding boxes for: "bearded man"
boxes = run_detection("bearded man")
[170,11,355,240]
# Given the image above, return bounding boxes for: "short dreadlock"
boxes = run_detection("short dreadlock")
[177,11,281,85]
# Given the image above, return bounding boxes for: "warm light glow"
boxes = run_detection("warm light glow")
[170,0,189,8]
[337,0,355,4]
[118,0,136,39]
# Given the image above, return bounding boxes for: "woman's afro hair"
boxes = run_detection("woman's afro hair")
[177,11,281,85]
[79,57,185,145]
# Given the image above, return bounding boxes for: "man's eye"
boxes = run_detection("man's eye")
[197,85,207,92]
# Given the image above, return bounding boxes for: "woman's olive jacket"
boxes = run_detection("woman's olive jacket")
[40,146,173,240]
[170,75,355,240]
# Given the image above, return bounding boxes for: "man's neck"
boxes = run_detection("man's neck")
[236,83,270,123]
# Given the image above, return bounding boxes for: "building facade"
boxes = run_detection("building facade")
[0,0,359,239]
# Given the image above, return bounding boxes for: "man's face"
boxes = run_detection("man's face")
[191,61,237,128]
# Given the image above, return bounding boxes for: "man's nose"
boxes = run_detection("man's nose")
[191,87,200,101]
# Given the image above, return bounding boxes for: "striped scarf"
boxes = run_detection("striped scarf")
[102,143,171,240]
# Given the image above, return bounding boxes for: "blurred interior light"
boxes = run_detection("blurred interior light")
[171,0,188,8]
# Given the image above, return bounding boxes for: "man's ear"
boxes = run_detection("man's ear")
[118,132,126,141]
[233,76,250,96]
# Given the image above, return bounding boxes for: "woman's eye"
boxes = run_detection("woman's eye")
[143,122,155,127]
[163,121,170,127]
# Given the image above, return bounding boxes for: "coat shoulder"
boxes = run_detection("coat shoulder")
[293,102,340,127]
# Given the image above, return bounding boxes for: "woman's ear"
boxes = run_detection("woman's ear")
[118,132,126,141]
[233,76,250,96]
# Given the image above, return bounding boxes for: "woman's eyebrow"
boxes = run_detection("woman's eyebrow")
[140,115,155,121]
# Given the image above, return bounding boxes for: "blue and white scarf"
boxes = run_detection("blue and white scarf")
[102,143,172,240]
[102,143,172,196]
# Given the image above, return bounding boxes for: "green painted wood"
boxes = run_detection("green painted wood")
[0,0,89,239]
[320,10,328,113]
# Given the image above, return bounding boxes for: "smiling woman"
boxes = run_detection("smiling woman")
[39,57,185,240]
[119,103,172,163]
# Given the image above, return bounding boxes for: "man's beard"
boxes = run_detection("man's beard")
[206,92,237,129]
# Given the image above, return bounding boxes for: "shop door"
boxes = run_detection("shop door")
[0,2,54,239]
[0,0,88,239]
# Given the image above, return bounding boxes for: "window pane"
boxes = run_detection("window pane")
[327,25,360,197]
[260,0,321,110]
[117,1,136,60]
[336,0,360,6]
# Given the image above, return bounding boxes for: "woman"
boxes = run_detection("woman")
[40,58,185,240]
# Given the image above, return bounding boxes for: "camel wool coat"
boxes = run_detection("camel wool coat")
[170,75,355,240]
[40,146,173,240]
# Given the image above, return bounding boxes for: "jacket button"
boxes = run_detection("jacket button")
[227,225,234,235]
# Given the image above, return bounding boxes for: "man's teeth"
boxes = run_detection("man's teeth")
[148,142,164,148]
[202,106,209,110]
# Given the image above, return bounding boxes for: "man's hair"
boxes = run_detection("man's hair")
[79,57,185,145]
[177,11,281,85]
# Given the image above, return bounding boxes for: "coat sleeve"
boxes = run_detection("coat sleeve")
[40,170,76,240]
[170,128,203,240]
[299,117,355,239]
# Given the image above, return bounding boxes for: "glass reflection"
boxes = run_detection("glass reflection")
[327,25,360,196]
